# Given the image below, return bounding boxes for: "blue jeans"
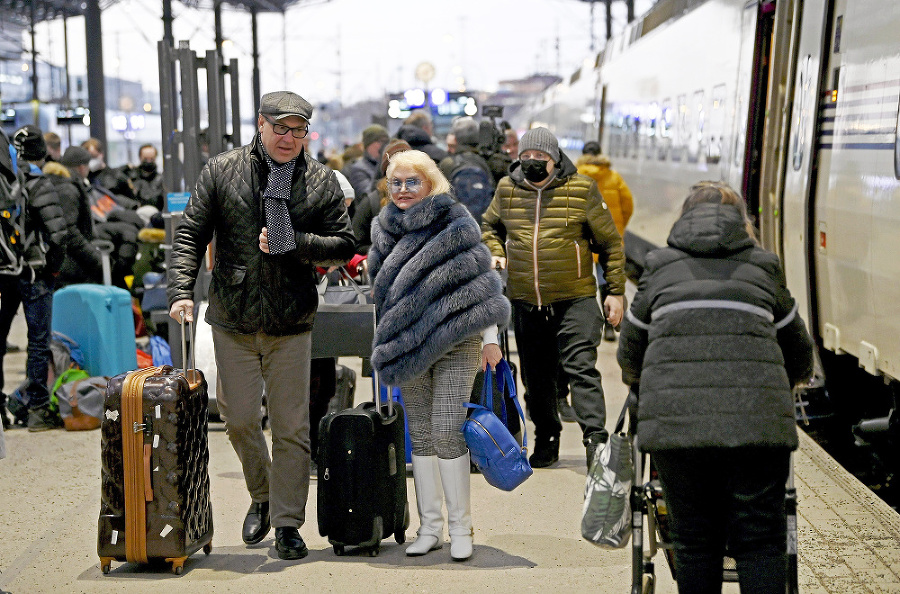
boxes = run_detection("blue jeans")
[653,447,790,594]
[0,273,55,408]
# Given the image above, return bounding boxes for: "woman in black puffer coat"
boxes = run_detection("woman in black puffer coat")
[617,182,814,594]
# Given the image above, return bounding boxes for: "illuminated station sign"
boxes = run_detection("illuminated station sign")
[388,89,478,121]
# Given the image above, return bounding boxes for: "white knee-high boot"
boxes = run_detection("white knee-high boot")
[438,452,473,561]
[406,455,444,556]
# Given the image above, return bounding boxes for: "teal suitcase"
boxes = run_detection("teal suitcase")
[52,284,137,376]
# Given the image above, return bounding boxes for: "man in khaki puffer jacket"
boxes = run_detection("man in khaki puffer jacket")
[481,127,625,469]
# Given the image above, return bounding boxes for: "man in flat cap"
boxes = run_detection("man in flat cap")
[168,90,355,560]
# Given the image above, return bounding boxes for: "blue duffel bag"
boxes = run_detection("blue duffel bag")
[461,359,532,491]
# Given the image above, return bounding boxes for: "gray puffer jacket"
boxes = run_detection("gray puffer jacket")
[617,203,814,451]
[168,136,355,336]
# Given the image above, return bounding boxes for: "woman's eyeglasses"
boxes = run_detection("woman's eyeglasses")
[389,177,424,193]
[262,114,308,139]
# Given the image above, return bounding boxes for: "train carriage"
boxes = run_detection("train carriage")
[513,0,900,450]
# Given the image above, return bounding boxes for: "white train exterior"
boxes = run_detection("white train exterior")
[513,0,900,416]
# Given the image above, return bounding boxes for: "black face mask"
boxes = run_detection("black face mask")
[521,159,550,183]
[139,161,157,175]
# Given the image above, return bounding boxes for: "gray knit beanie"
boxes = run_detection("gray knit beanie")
[519,127,560,162]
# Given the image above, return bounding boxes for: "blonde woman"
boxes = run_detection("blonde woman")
[367,150,510,561]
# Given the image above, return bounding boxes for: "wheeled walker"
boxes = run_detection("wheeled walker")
[629,440,800,594]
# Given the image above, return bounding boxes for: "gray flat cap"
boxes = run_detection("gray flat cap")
[259,91,313,121]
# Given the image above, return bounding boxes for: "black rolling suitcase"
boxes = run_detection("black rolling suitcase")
[316,388,409,556]
[98,317,213,575]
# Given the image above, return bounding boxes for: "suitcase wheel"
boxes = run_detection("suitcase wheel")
[99,557,114,575]
[168,557,187,575]
[333,544,345,556]
[204,542,212,555]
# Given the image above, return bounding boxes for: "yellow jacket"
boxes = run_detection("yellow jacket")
[575,155,633,237]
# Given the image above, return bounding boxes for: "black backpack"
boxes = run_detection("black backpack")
[0,174,25,276]
[449,154,494,226]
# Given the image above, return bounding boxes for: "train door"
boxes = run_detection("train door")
[813,0,900,382]
[738,1,776,230]
[781,0,835,333]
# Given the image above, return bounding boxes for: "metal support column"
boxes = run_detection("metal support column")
[251,8,261,115]
[205,49,226,158]
[85,0,107,146]
[178,42,203,189]
[229,59,242,147]
[214,0,224,62]
[605,0,613,40]
[158,41,180,194]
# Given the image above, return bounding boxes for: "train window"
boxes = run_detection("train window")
[833,15,843,53]
[687,90,705,163]
[674,94,687,161]
[659,99,672,161]
[707,85,726,165]
[644,102,659,159]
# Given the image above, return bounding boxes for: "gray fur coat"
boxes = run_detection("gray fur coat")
[368,193,510,385]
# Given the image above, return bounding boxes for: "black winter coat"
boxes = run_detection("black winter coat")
[20,165,68,274]
[168,137,355,336]
[47,172,103,285]
[617,203,814,451]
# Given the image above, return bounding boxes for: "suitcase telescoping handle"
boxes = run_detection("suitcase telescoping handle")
[178,310,196,372]
[369,295,392,418]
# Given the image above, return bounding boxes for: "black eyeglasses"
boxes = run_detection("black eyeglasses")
[262,114,308,139]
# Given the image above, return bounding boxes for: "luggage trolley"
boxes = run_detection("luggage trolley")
[630,430,800,593]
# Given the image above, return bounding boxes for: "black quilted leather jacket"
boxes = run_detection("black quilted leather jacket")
[168,136,355,336]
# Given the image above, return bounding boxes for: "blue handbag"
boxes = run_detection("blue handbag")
[461,359,533,491]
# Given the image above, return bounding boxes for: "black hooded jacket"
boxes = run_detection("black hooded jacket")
[19,164,69,274]
[617,203,815,451]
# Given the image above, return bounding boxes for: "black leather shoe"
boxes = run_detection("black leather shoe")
[529,436,560,468]
[242,501,270,545]
[275,527,309,560]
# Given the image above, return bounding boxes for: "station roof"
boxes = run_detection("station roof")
[0,0,311,26]
[0,1,122,24]
[179,0,308,11]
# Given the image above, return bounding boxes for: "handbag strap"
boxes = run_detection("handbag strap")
[481,359,528,452]
[614,389,638,435]
[337,266,371,302]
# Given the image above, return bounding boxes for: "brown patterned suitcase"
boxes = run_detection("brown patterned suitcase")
[98,325,213,575]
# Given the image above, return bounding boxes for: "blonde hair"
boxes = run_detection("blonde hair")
[385,150,451,197]
[682,181,758,243]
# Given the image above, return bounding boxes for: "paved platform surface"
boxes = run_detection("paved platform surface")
[1,307,899,593]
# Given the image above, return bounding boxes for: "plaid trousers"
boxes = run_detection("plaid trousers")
[400,335,482,458]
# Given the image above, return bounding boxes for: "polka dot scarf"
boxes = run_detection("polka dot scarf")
[262,151,298,254]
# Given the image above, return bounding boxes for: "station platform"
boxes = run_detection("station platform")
[1,311,899,593]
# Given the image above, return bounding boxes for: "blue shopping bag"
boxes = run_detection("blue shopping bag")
[461,359,532,491]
